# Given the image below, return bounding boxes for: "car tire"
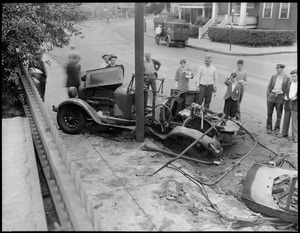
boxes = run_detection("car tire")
[183,116,219,139]
[57,105,86,134]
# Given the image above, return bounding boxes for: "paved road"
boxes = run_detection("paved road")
[47,19,297,127]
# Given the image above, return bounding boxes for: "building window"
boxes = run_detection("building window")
[279,3,290,19]
[247,3,255,9]
[262,3,273,18]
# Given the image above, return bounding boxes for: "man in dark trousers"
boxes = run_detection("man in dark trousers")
[235,59,247,121]
[144,52,161,101]
[266,62,290,135]
[195,55,218,109]
[278,69,297,143]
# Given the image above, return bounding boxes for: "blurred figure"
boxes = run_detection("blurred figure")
[66,46,81,94]
[174,59,194,91]
[278,69,298,143]
[235,59,247,121]
[28,50,48,102]
[67,46,81,64]
[100,53,110,68]
[266,62,290,135]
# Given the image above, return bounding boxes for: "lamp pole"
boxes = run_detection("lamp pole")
[230,9,234,51]
[135,3,145,142]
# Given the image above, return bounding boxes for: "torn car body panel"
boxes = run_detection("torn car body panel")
[147,126,223,157]
[242,162,298,223]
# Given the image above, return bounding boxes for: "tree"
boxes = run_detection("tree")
[145,3,171,15]
[2,3,87,107]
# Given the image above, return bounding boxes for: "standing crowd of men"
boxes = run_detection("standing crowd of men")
[28,45,297,143]
[144,53,297,143]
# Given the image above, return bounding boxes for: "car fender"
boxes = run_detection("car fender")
[242,162,298,223]
[57,98,136,131]
[148,126,223,157]
[58,98,102,125]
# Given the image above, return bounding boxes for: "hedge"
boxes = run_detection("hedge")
[207,27,297,47]
[189,25,200,38]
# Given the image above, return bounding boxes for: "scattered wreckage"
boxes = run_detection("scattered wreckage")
[52,64,297,226]
[53,65,240,157]
[242,158,298,223]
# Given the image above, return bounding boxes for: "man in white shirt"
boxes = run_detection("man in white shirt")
[154,24,162,44]
[195,55,218,109]
[278,69,298,143]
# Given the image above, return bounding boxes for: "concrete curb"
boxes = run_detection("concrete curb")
[84,18,133,24]
[144,33,297,56]
[186,44,297,57]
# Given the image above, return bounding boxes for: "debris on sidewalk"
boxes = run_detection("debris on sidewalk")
[187,202,204,216]
[166,180,179,201]
[242,162,298,223]
[93,201,103,209]
[143,143,221,165]
[233,170,245,179]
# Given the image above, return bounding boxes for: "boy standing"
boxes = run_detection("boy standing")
[223,72,241,120]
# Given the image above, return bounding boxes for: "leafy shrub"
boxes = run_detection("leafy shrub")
[207,27,297,47]
[189,25,200,38]
[2,3,86,107]
[194,16,209,27]
[189,16,210,38]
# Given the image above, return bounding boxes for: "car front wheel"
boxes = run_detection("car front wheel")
[57,105,86,134]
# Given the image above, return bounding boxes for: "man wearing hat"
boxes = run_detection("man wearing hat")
[266,62,290,135]
[106,54,118,68]
[278,69,298,143]
[100,54,110,68]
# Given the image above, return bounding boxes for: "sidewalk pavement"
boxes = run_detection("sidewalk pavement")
[2,117,47,231]
[144,16,297,56]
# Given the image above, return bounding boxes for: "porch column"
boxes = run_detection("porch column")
[202,7,205,18]
[212,2,218,24]
[227,2,231,15]
[178,6,181,19]
[238,2,247,27]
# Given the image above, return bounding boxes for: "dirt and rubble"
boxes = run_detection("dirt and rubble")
[81,114,297,231]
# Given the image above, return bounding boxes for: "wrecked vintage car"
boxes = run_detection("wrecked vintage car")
[54,65,240,157]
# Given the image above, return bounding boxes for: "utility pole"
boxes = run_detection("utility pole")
[230,9,234,51]
[135,3,145,142]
